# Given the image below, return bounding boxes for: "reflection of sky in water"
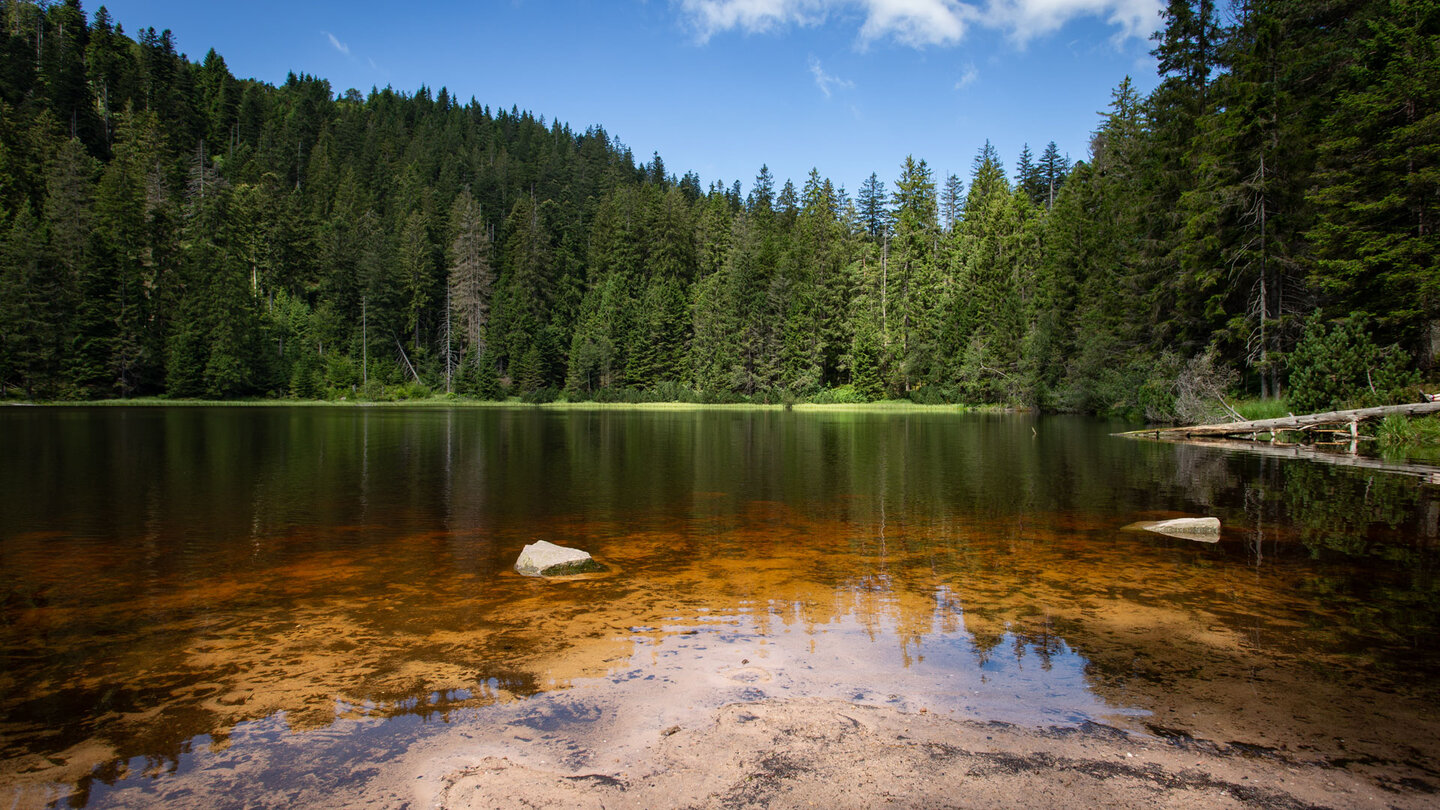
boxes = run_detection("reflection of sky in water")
[606,593,1143,730]
[75,589,1144,808]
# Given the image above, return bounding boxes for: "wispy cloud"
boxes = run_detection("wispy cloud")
[954,63,979,89]
[672,0,1162,48]
[984,0,1161,44]
[809,56,854,98]
[323,31,350,56]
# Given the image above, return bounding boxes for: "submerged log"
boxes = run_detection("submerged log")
[1115,400,1440,440]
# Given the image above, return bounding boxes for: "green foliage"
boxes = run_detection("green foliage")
[1375,415,1440,456]
[0,0,1434,414]
[808,385,868,405]
[1232,397,1291,421]
[1307,0,1440,351]
[1375,414,1417,448]
[1287,316,1420,412]
[1283,462,1421,557]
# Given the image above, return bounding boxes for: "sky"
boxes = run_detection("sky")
[95,0,1165,197]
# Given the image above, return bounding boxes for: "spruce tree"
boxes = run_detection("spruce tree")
[1308,0,1439,356]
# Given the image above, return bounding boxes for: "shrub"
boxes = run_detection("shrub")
[1173,349,1239,424]
[1375,414,1417,449]
[1287,316,1420,413]
[521,386,559,404]
[649,380,700,403]
[394,381,432,400]
[906,386,936,405]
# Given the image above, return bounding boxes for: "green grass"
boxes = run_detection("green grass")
[1231,397,1292,421]
[14,395,1010,412]
[1376,414,1440,447]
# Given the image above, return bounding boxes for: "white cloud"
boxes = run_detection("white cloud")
[809,56,855,98]
[324,31,350,56]
[675,0,826,40]
[671,0,1161,48]
[954,63,979,89]
[980,0,1162,44]
[858,0,973,48]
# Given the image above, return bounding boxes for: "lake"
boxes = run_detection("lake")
[2,406,1438,807]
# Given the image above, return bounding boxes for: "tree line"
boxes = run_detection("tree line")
[0,0,1435,416]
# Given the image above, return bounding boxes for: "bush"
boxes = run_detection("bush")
[1287,316,1420,412]
[394,381,432,400]
[1376,414,1417,448]
[908,385,947,405]
[1173,349,1239,424]
[521,386,559,404]
[324,353,360,389]
[648,380,700,403]
[809,385,867,405]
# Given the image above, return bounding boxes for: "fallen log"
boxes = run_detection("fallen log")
[1115,400,1440,439]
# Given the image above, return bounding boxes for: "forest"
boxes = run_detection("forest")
[0,0,1435,418]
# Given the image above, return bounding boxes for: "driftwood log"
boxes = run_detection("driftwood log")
[1115,400,1440,440]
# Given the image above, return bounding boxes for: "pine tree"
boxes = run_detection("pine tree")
[1016,143,1046,205]
[399,210,434,354]
[447,188,495,371]
[85,6,137,151]
[0,203,51,397]
[94,109,174,396]
[889,155,939,390]
[1180,0,1316,396]
[44,136,102,394]
[939,173,963,231]
[1037,142,1069,209]
[493,194,554,389]
[1308,0,1439,357]
[950,142,1028,402]
[857,172,889,241]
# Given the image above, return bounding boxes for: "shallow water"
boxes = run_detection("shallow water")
[1,407,1438,807]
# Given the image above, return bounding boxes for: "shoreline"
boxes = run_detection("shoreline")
[3,397,1019,413]
[417,697,1420,809]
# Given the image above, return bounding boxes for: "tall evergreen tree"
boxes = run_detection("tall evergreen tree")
[1308,0,1439,359]
[447,188,495,369]
[857,172,889,241]
[1037,141,1069,209]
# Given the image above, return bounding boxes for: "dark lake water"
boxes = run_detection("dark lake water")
[2,406,1439,807]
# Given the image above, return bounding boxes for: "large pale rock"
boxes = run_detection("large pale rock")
[514,540,604,576]
[1132,517,1221,542]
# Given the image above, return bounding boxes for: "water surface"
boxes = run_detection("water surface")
[2,407,1438,807]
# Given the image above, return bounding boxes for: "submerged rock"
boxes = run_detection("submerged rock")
[514,540,605,576]
[1133,517,1222,542]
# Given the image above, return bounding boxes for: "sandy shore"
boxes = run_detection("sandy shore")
[416,698,1424,809]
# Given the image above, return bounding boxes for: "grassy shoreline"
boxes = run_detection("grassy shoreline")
[5,396,1020,413]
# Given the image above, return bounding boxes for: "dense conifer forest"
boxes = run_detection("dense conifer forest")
[0,0,1435,416]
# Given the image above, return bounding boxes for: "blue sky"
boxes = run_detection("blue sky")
[96,0,1164,198]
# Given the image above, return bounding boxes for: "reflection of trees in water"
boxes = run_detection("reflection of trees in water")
[1212,458,1440,676]
[1166,444,1241,511]
[1143,436,1437,562]
[1281,464,1426,557]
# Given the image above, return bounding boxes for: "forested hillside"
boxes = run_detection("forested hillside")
[0,0,1435,415]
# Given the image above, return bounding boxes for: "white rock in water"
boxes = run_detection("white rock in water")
[1139,517,1221,541]
[514,540,603,576]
